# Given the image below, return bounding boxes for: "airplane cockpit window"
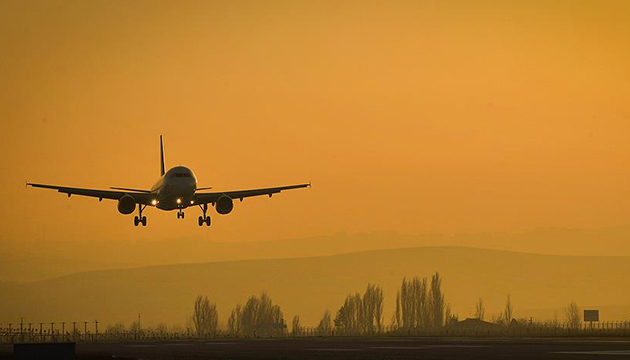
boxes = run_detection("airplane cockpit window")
[173,173,191,178]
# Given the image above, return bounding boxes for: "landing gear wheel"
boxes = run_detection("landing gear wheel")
[181,212,185,219]
[198,203,211,227]
[135,205,147,227]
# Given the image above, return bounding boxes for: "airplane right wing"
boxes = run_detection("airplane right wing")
[193,183,311,204]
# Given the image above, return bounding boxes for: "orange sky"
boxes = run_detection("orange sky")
[1,0,629,250]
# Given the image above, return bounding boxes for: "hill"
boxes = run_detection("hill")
[5,226,630,282]
[1,246,629,328]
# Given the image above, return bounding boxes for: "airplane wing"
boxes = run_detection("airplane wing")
[27,183,155,205]
[194,183,310,204]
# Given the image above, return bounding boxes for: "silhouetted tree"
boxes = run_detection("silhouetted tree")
[475,298,485,320]
[565,301,581,330]
[291,316,301,336]
[228,304,242,334]
[445,304,451,325]
[503,295,513,325]
[192,295,218,337]
[228,292,286,337]
[398,277,429,329]
[105,322,125,335]
[393,291,402,329]
[429,272,446,327]
[317,310,332,335]
[334,293,363,333]
[363,283,384,333]
[334,284,384,334]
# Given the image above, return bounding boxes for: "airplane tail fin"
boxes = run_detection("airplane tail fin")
[160,135,165,176]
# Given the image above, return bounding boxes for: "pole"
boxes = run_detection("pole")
[61,322,65,342]
[95,320,98,342]
[39,323,43,343]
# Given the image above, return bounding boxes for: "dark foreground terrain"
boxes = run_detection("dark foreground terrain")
[3,337,630,359]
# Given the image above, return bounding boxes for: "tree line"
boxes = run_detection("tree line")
[189,272,587,337]
[191,272,448,336]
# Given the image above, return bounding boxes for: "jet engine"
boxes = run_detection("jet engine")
[216,195,234,215]
[117,195,136,215]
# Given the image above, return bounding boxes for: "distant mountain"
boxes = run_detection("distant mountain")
[1,246,629,328]
[5,225,630,282]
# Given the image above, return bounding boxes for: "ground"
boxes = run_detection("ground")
[3,337,630,359]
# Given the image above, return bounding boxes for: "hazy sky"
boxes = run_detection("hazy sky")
[1,0,629,249]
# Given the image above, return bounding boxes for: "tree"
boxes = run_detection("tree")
[503,295,513,325]
[291,316,301,336]
[363,283,384,333]
[565,301,581,330]
[228,292,286,337]
[105,322,125,335]
[429,272,446,328]
[334,284,384,335]
[475,298,485,320]
[398,277,429,329]
[334,293,363,334]
[393,291,402,329]
[228,304,242,334]
[317,310,332,335]
[192,295,218,337]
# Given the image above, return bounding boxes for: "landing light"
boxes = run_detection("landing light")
[190,200,194,204]
[176,198,182,204]
[151,199,157,205]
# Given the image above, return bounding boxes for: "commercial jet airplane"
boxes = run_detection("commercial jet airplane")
[27,136,310,226]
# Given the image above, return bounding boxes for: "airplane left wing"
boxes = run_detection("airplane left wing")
[194,183,310,204]
[27,183,155,205]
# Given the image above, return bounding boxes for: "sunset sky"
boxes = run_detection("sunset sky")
[1,0,629,252]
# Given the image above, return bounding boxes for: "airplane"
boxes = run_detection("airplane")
[27,136,310,226]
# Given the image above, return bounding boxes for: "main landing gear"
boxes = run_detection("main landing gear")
[134,205,147,226]
[198,203,211,226]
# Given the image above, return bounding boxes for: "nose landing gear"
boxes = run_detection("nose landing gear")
[134,205,147,226]
[176,210,185,219]
[198,203,211,226]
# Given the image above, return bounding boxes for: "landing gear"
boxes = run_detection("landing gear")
[198,203,211,226]
[177,209,185,219]
[134,205,147,226]
[198,216,211,226]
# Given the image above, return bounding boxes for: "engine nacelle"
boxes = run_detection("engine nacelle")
[117,195,136,215]
[216,195,234,215]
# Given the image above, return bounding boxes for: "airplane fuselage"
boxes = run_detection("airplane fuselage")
[150,166,198,210]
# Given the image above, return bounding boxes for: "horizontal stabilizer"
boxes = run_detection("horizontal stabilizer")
[196,186,212,191]
[110,187,152,193]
